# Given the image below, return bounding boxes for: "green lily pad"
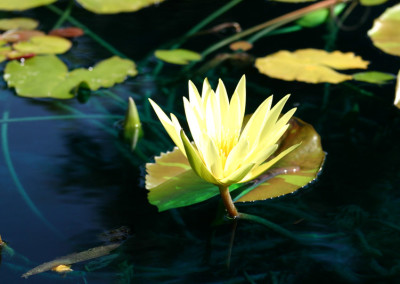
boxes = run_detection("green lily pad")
[368,3,400,57]
[146,117,324,211]
[353,71,395,84]
[13,35,72,54]
[154,49,202,65]
[0,18,39,30]
[4,55,137,99]
[360,0,389,6]
[0,0,56,11]
[235,117,325,202]
[296,3,346,28]
[76,0,165,14]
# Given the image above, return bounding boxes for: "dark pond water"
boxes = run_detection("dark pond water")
[1,0,400,283]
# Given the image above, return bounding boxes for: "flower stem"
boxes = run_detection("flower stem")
[219,186,239,218]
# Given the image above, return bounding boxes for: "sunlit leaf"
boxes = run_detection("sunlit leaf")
[13,35,72,54]
[0,44,12,63]
[22,243,120,278]
[154,49,201,65]
[255,48,369,84]
[353,71,395,84]
[4,55,137,99]
[0,18,38,30]
[0,30,45,43]
[360,0,389,6]
[0,0,56,11]
[368,3,400,57]
[229,41,253,51]
[49,27,84,38]
[235,117,325,202]
[395,70,400,109]
[6,50,35,60]
[296,3,346,28]
[76,0,165,14]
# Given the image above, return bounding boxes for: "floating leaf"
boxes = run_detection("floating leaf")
[353,71,395,84]
[368,3,400,57]
[229,41,253,51]
[146,117,324,211]
[270,0,315,2]
[154,49,201,65]
[360,0,389,6]
[255,48,369,84]
[49,27,84,38]
[76,0,165,14]
[13,35,72,54]
[0,18,38,30]
[0,0,56,11]
[296,3,346,28]
[0,30,45,43]
[4,55,137,99]
[235,117,325,202]
[395,70,400,109]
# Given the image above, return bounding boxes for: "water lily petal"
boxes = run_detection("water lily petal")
[202,134,223,179]
[220,163,255,185]
[224,139,249,175]
[216,79,230,128]
[149,99,185,154]
[188,80,202,116]
[183,97,203,148]
[180,130,219,184]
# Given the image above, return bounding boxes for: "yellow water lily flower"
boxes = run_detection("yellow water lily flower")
[149,75,299,217]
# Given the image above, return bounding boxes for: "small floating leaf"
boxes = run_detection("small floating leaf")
[0,18,38,30]
[13,35,72,54]
[395,70,400,109]
[4,55,137,99]
[353,71,395,84]
[0,0,56,11]
[360,0,389,6]
[255,48,369,84]
[229,41,253,51]
[154,49,201,65]
[368,3,400,57]
[235,117,325,202]
[296,3,346,28]
[49,27,84,38]
[76,0,165,14]
[0,30,45,43]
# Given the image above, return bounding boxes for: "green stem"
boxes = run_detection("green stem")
[247,25,302,44]
[52,0,74,30]
[219,185,239,218]
[46,4,128,58]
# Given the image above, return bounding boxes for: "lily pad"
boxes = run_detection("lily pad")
[0,18,39,30]
[13,35,72,54]
[353,71,395,84]
[0,30,45,43]
[270,0,315,2]
[49,27,84,38]
[0,0,56,11]
[296,3,346,28]
[235,117,325,202]
[368,3,400,57]
[360,0,389,6]
[255,48,369,84]
[76,0,165,14]
[154,49,201,65]
[146,117,324,211]
[4,55,137,99]
[395,70,400,109]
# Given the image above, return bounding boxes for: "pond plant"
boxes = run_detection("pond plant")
[0,0,399,283]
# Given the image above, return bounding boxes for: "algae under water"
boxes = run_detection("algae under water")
[0,0,400,283]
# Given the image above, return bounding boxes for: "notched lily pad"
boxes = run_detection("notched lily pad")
[235,117,325,202]
[76,0,165,14]
[146,117,324,211]
[13,35,72,54]
[255,48,369,84]
[0,0,56,11]
[4,55,137,99]
[368,3,400,57]
[155,49,201,65]
[0,18,38,30]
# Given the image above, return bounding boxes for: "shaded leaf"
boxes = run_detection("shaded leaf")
[0,18,38,30]
[368,3,400,57]
[235,117,325,202]
[0,0,56,11]
[229,41,253,51]
[13,35,72,54]
[76,0,165,14]
[360,0,389,6]
[155,49,201,65]
[255,48,369,84]
[353,71,395,84]
[0,30,45,43]
[296,3,346,28]
[4,55,137,99]
[49,27,84,38]
[395,70,400,109]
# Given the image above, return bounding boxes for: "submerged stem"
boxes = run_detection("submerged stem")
[219,186,239,218]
